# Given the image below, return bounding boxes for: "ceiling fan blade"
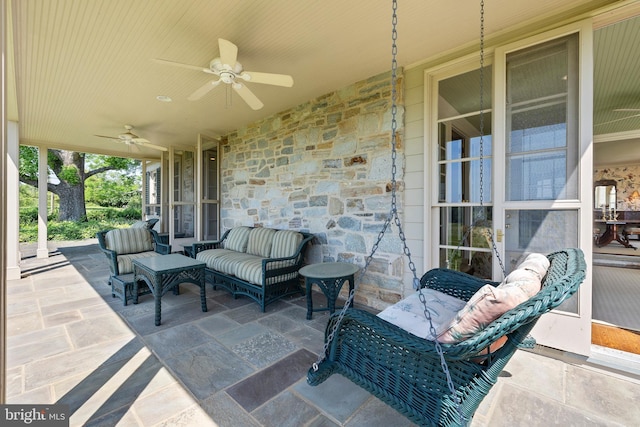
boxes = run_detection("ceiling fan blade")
[94,134,119,141]
[134,140,168,151]
[153,58,214,74]
[188,79,222,101]
[218,38,238,69]
[233,83,264,110]
[595,112,640,127]
[240,71,294,87]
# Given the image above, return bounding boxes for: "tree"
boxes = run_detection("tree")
[19,147,139,221]
[85,169,141,209]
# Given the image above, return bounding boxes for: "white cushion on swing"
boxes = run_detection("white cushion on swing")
[377,253,550,343]
[377,289,467,340]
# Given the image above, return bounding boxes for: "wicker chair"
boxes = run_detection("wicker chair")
[307,248,586,427]
[96,227,171,305]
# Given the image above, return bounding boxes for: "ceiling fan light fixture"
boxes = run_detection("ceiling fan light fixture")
[94,125,167,151]
[158,38,292,109]
[220,72,235,84]
[210,58,243,75]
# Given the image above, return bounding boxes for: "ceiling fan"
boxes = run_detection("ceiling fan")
[595,108,640,127]
[155,38,294,110]
[94,125,167,151]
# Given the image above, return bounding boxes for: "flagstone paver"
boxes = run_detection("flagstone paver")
[7,240,640,426]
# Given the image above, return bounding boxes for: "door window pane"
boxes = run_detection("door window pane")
[438,66,493,119]
[507,152,566,200]
[203,148,218,200]
[174,205,194,239]
[438,119,493,204]
[144,162,162,230]
[202,145,219,240]
[504,209,578,313]
[439,206,493,279]
[506,34,578,201]
[437,66,493,280]
[173,150,196,238]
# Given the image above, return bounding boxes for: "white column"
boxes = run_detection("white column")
[196,136,202,241]
[6,121,20,279]
[2,0,9,404]
[141,160,147,219]
[37,146,48,258]
[168,148,174,246]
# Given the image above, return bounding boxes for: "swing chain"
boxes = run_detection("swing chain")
[448,0,506,279]
[313,0,421,371]
[479,0,485,209]
[477,0,506,276]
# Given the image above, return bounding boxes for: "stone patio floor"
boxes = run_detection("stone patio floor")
[6,239,640,426]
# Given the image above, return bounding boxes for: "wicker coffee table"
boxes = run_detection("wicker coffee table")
[133,254,207,326]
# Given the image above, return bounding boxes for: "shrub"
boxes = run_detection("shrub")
[119,206,142,220]
[86,208,120,221]
[19,207,142,242]
[19,207,38,224]
[20,207,58,224]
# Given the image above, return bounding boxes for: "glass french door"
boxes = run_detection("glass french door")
[431,21,593,355]
[169,148,196,247]
[199,135,220,241]
[495,24,593,355]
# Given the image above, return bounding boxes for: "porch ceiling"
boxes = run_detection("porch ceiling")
[7,0,637,160]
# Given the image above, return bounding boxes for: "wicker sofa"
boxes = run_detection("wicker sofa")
[96,227,171,304]
[191,226,314,312]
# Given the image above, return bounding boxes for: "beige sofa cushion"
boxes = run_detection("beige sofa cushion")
[116,252,162,274]
[196,249,237,273]
[210,252,258,276]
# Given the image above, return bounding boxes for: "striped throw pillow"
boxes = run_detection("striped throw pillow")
[223,226,252,252]
[105,228,154,254]
[270,230,303,258]
[246,227,277,257]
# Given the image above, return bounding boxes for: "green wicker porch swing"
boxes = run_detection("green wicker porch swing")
[306,2,587,426]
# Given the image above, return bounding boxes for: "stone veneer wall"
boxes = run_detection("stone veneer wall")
[220,71,406,309]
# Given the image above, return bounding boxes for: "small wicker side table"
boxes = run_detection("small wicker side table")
[111,273,151,306]
[133,254,207,326]
[299,262,359,320]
